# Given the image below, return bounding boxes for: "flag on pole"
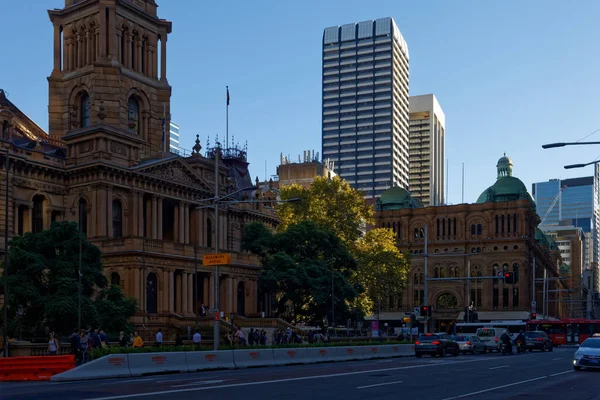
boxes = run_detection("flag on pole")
[226,86,230,106]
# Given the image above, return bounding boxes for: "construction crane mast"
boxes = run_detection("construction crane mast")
[540,185,567,226]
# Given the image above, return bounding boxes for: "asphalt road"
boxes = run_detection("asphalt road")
[1,347,599,400]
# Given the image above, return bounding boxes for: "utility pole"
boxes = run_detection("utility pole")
[142,237,146,332]
[532,255,536,315]
[194,244,198,328]
[331,267,335,335]
[466,260,471,322]
[213,146,220,351]
[423,224,428,334]
[3,152,10,357]
[78,226,82,330]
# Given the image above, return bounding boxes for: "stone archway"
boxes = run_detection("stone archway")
[436,292,458,309]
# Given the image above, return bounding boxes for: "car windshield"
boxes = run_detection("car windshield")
[417,335,440,342]
[581,339,600,349]
[477,329,495,337]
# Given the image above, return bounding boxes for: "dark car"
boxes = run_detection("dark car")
[524,331,553,352]
[415,333,460,358]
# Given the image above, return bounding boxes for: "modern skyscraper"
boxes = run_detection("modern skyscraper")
[321,17,410,199]
[169,121,181,154]
[408,94,445,206]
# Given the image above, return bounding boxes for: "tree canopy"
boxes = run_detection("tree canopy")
[0,221,136,337]
[353,228,410,316]
[277,176,374,244]
[242,220,361,325]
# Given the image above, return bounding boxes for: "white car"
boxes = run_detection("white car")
[573,338,600,371]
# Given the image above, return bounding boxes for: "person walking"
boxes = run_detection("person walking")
[155,329,163,347]
[193,329,201,349]
[48,332,60,355]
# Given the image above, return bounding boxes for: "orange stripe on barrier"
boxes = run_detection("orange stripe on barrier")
[0,355,75,381]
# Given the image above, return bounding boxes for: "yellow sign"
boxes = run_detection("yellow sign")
[203,253,231,266]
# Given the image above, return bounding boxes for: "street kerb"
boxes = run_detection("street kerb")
[334,346,365,361]
[185,350,235,371]
[50,355,132,382]
[305,347,336,363]
[128,352,189,376]
[232,348,275,368]
[272,348,310,366]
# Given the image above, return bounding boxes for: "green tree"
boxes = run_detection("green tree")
[277,176,374,244]
[353,228,410,318]
[0,221,136,337]
[242,221,361,325]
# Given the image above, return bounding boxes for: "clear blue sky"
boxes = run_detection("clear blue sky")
[2,0,600,205]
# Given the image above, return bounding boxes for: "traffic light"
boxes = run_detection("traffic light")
[504,272,515,284]
[530,313,537,320]
[419,305,432,317]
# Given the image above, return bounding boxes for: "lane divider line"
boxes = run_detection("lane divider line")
[488,365,509,370]
[552,358,563,361]
[357,380,403,389]
[171,380,226,388]
[440,376,548,400]
[550,370,573,377]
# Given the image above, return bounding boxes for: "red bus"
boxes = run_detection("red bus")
[526,319,600,345]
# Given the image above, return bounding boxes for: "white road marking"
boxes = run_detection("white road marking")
[550,370,573,377]
[84,358,499,400]
[440,376,548,400]
[357,380,403,389]
[488,365,509,370]
[552,358,563,361]
[377,359,394,363]
[117,379,156,384]
[171,380,225,388]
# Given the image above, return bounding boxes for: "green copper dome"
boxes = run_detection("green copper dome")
[376,186,423,210]
[476,154,535,207]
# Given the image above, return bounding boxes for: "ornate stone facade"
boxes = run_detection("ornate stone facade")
[374,156,568,330]
[0,0,278,333]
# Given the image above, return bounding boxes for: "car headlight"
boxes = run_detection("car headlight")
[574,353,583,360]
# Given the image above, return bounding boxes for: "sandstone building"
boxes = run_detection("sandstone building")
[374,155,567,331]
[0,0,279,334]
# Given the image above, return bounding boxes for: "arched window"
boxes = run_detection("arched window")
[32,195,45,234]
[476,270,482,283]
[110,272,120,287]
[449,267,454,277]
[414,228,419,238]
[436,293,458,309]
[434,268,439,278]
[512,263,519,283]
[206,219,213,248]
[477,224,482,235]
[419,273,424,284]
[78,198,88,236]
[112,200,123,237]
[455,267,460,277]
[413,273,418,285]
[502,264,509,273]
[127,97,140,134]
[80,93,90,128]
[495,215,499,234]
[440,268,446,278]
[493,264,500,285]
[471,224,476,236]
[146,272,157,314]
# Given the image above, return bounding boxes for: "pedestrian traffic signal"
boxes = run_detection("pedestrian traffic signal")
[419,305,432,317]
[504,272,515,284]
[530,313,537,320]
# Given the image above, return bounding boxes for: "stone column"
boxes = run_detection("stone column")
[157,197,163,240]
[203,276,209,306]
[188,273,194,316]
[184,205,190,244]
[85,30,92,65]
[232,277,238,315]
[162,270,169,313]
[77,33,83,68]
[178,201,185,244]
[138,194,144,237]
[228,277,234,314]
[175,273,181,314]
[97,188,107,237]
[160,31,167,81]
[107,186,113,238]
[181,273,189,315]
[133,268,141,309]
[209,273,215,309]
[136,37,142,73]
[108,7,117,59]
[53,24,61,73]
[151,196,158,239]
[124,30,130,68]
[169,271,174,313]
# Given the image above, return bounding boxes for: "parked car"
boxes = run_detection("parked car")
[524,331,553,352]
[455,335,486,354]
[477,327,510,352]
[574,338,600,371]
[415,333,460,358]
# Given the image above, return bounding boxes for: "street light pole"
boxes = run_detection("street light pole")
[423,224,428,334]
[213,146,220,351]
[194,244,198,329]
[3,152,9,357]
[331,267,334,334]
[78,227,82,330]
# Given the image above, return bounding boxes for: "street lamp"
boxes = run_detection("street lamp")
[2,151,10,357]
[564,160,600,170]
[542,141,600,149]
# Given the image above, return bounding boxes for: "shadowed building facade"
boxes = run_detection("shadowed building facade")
[373,155,567,331]
[0,0,278,335]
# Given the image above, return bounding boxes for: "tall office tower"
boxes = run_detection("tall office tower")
[321,17,410,199]
[170,121,181,154]
[408,94,445,206]
[533,165,600,271]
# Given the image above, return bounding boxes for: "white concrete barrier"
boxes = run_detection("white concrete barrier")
[272,348,310,366]
[335,346,365,361]
[361,345,386,359]
[306,347,336,363]
[186,350,235,371]
[128,352,189,376]
[232,348,275,368]
[51,355,131,382]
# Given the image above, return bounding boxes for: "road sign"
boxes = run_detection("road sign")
[203,253,231,266]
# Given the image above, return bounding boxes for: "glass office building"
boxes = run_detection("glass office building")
[170,121,181,154]
[321,17,410,199]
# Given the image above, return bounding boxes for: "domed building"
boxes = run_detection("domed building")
[372,155,566,332]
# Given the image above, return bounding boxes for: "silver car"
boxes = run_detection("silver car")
[573,338,600,371]
[455,335,486,354]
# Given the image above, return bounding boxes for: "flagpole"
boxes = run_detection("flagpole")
[226,86,229,150]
